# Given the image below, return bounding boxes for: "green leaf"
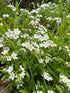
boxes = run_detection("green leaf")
[25,71,30,78]
[19,89,28,93]
[1,75,7,80]
[16,2,19,12]
[56,85,63,93]
[63,12,66,29]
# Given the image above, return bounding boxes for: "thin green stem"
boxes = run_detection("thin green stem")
[27,59,37,93]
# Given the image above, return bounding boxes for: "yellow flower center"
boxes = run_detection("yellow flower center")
[16,31,18,33]
[9,33,11,35]
[13,55,15,57]
[30,46,32,49]
[63,80,66,82]
[5,52,7,55]
[11,74,14,77]
[8,57,10,59]
[14,35,17,37]
[45,44,47,47]
[26,44,29,46]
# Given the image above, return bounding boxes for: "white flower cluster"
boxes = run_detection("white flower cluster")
[2,14,9,17]
[5,28,21,39]
[60,75,70,89]
[39,56,51,64]
[44,72,53,81]
[46,17,62,23]
[64,46,70,56]
[67,15,70,18]
[7,5,16,11]
[6,65,15,80]
[48,90,55,93]
[37,91,43,93]
[4,65,25,81]
[21,41,34,51]
[20,65,25,78]
[1,50,18,61]
[65,62,70,66]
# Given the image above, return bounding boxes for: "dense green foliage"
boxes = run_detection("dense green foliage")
[0,0,70,93]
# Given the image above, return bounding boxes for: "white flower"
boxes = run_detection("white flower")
[14,28,21,35]
[46,17,52,21]
[67,15,70,18]
[66,79,70,89]
[44,72,53,81]
[21,34,29,38]
[6,65,13,73]
[6,56,12,61]
[45,58,50,64]
[1,50,8,55]
[43,34,49,41]
[20,65,25,72]
[61,77,68,83]
[7,5,14,8]
[39,58,44,63]
[39,43,44,47]
[5,30,13,37]
[0,37,4,42]
[2,14,9,17]
[13,34,19,39]
[20,72,25,78]
[9,72,15,80]
[11,52,18,59]
[43,42,49,48]
[37,91,43,93]
[0,43,3,48]
[7,5,16,11]
[67,33,70,35]
[60,75,68,83]
[12,7,16,11]
[30,10,38,14]
[28,44,34,51]
[25,42,30,48]
[48,90,55,93]
[0,23,3,26]
[59,47,62,50]
[51,44,57,47]
[68,53,70,56]
[35,48,40,53]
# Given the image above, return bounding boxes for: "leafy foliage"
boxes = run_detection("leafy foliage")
[0,0,70,93]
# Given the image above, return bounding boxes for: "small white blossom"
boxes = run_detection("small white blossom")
[37,91,43,93]
[1,50,8,55]
[14,28,21,35]
[5,30,13,38]
[44,72,53,81]
[0,23,3,26]
[11,52,18,59]
[6,65,13,73]
[28,44,34,51]
[20,72,25,78]
[9,72,15,80]
[48,90,55,93]
[2,14,9,17]
[20,65,25,72]
[39,58,44,63]
[0,43,3,48]
[6,56,12,61]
